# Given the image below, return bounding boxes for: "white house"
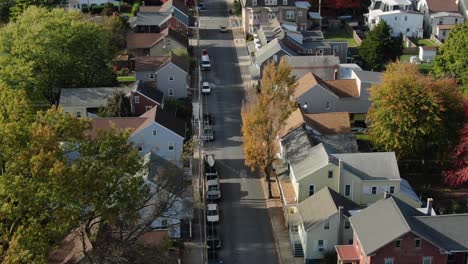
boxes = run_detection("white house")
[418,0,464,40]
[365,0,423,38]
[68,0,117,10]
[89,106,186,165]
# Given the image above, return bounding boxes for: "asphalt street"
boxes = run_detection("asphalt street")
[198,0,278,263]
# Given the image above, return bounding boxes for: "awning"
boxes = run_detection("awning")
[308,12,322,20]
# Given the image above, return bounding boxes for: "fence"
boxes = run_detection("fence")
[402,47,419,54]
[430,35,443,46]
[403,35,418,48]
[344,21,365,46]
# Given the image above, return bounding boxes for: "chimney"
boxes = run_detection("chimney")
[334,69,338,80]
[337,206,344,245]
[384,191,390,199]
[426,198,433,216]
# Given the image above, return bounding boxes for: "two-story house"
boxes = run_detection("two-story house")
[59,81,164,118]
[130,11,172,33]
[285,55,340,80]
[89,106,186,164]
[139,0,190,35]
[417,0,464,41]
[137,151,192,239]
[365,0,423,38]
[127,28,189,56]
[134,54,189,98]
[336,196,468,264]
[288,187,360,260]
[293,69,382,123]
[240,0,310,34]
[250,38,297,80]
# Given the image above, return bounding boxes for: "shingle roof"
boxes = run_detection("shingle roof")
[279,109,351,137]
[135,56,171,72]
[425,0,459,13]
[331,152,401,180]
[350,196,468,255]
[285,55,340,80]
[242,0,294,7]
[298,187,360,231]
[283,128,335,181]
[59,87,133,107]
[352,69,382,84]
[127,31,167,49]
[88,117,148,138]
[135,81,164,104]
[293,72,335,98]
[167,27,189,47]
[254,38,296,66]
[134,54,188,72]
[141,106,185,138]
[324,79,359,98]
[129,11,172,27]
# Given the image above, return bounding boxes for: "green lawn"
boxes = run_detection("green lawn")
[399,54,434,73]
[410,38,438,47]
[323,28,358,47]
[117,76,136,82]
[355,133,371,141]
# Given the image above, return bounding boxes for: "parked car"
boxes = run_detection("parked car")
[203,113,214,127]
[219,26,228,33]
[207,203,220,223]
[205,154,218,181]
[202,82,211,94]
[207,180,221,201]
[206,225,221,249]
[198,3,206,10]
[203,127,215,141]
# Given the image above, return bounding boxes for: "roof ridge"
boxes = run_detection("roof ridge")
[390,197,413,232]
[416,213,468,218]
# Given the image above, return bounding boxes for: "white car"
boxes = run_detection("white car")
[207,203,220,223]
[219,25,228,33]
[202,82,211,94]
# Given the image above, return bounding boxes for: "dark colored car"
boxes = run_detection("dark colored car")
[203,113,214,126]
[198,3,206,10]
[206,225,221,249]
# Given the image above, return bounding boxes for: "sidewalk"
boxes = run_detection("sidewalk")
[260,176,304,264]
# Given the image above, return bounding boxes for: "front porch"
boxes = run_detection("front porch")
[336,245,360,264]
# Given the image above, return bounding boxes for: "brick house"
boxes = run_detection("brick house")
[336,196,468,264]
[129,81,165,116]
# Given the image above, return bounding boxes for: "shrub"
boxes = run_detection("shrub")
[132,1,141,16]
[246,33,254,41]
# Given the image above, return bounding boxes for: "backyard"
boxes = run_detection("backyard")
[399,54,435,74]
[323,28,358,47]
[410,38,439,47]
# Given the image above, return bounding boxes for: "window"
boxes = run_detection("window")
[134,96,140,104]
[176,20,179,27]
[149,73,155,79]
[168,88,175,96]
[161,219,168,229]
[395,239,401,248]
[371,186,377,194]
[455,18,458,23]
[286,10,294,20]
[166,39,171,46]
[309,185,315,196]
[76,112,81,118]
[290,225,298,232]
[325,100,330,109]
[384,258,394,264]
[273,55,278,62]
[394,16,397,21]
[404,16,407,21]
[168,141,175,151]
[324,220,330,230]
[333,46,339,55]
[282,0,287,5]
[169,75,174,81]
[298,11,302,17]
[406,28,410,32]
[389,186,395,194]
[345,185,351,197]
[252,0,257,5]
[328,170,333,178]
[344,220,350,229]
[318,240,325,251]
[137,145,143,152]
[439,18,443,25]
[145,105,152,111]
[153,130,157,136]
[423,257,432,264]
[348,239,353,244]
[415,238,421,248]
[318,49,324,55]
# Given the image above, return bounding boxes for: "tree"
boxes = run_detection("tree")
[443,98,468,187]
[368,62,464,159]
[8,0,60,18]
[0,7,118,105]
[432,22,468,94]
[98,91,133,117]
[358,21,403,71]
[241,58,297,198]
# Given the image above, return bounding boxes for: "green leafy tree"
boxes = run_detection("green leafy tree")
[98,91,133,117]
[8,0,60,18]
[432,22,468,94]
[241,58,297,198]
[368,61,464,159]
[0,7,118,105]
[358,21,403,71]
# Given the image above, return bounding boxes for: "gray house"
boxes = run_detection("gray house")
[135,54,189,99]
[285,55,340,80]
[129,11,172,33]
[293,69,382,122]
[250,38,296,80]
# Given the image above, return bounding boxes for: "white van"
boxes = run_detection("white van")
[201,55,211,70]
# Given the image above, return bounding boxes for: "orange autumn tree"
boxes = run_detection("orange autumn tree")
[241,58,296,198]
[368,61,464,159]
